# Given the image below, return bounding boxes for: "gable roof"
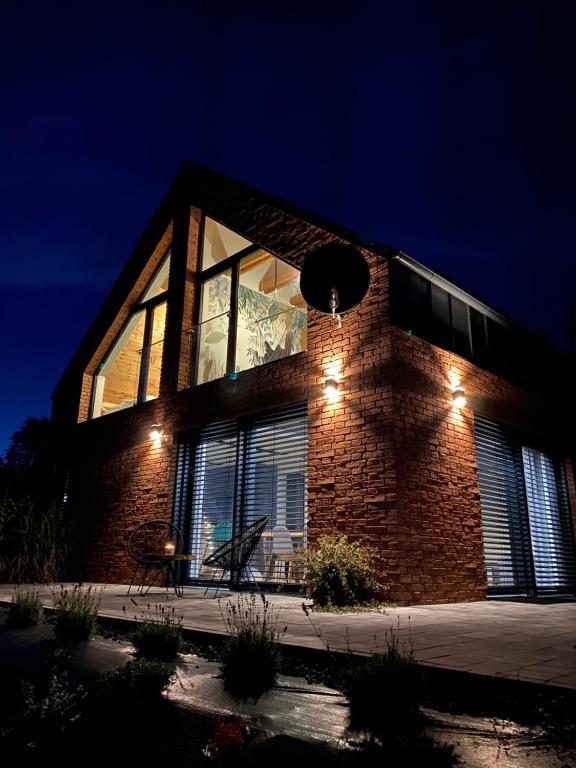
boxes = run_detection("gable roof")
[53,161,517,398]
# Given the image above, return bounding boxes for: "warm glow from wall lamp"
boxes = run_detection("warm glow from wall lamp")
[324,377,339,397]
[452,386,466,408]
[150,424,162,440]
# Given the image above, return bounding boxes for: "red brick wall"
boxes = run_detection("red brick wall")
[60,265,570,602]
[386,328,567,604]
[54,170,572,603]
[306,254,395,577]
[68,427,175,582]
[388,333,487,603]
[61,248,394,586]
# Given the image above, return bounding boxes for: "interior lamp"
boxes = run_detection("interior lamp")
[150,424,162,441]
[452,386,466,409]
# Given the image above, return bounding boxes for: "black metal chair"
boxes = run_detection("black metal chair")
[127,519,184,596]
[201,516,269,597]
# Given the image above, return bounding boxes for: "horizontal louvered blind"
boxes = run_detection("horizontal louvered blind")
[522,448,576,591]
[175,403,308,585]
[241,403,307,531]
[475,415,576,595]
[474,415,533,593]
[173,442,192,534]
[188,419,239,579]
[241,403,307,582]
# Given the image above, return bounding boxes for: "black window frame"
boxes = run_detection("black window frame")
[90,251,171,418]
[173,402,308,589]
[388,260,541,386]
[194,215,304,384]
[475,414,576,596]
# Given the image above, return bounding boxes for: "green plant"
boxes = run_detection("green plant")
[299,534,385,608]
[52,583,102,643]
[0,497,70,583]
[130,602,183,660]
[100,659,175,698]
[1,670,86,750]
[6,589,43,628]
[219,593,284,701]
[342,623,423,744]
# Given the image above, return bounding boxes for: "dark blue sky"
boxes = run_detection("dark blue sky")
[1,1,575,453]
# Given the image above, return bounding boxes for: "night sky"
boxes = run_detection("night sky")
[2,1,575,453]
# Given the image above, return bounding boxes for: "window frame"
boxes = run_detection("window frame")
[173,402,308,587]
[389,260,517,375]
[90,252,171,418]
[194,215,304,384]
[474,414,576,596]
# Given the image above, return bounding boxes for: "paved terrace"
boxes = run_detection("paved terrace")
[1,584,575,689]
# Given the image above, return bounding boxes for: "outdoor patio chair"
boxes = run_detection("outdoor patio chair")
[201,516,269,597]
[127,519,184,596]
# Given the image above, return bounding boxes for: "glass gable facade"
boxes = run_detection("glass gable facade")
[196,218,306,385]
[91,253,170,418]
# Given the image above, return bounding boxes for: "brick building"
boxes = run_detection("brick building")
[52,163,576,605]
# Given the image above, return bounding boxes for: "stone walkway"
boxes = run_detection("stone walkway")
[1,584,575,689]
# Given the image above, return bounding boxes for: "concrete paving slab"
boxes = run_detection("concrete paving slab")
[1,583,575,690]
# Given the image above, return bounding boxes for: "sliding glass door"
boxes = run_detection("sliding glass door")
[475,415,576,595]
[241,408,307,581]
[522,447,574,590]
[189,421,239,579]
[174,403,307,587]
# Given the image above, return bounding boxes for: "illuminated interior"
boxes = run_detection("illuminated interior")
[201,218,251,269]
[91,254,170,417]
[196,220,306,385]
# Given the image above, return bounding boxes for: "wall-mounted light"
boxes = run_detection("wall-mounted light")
[324,376,339,398]
[452,386,466,409]
[150,423,162,441]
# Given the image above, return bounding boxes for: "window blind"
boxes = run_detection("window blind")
[241,403,307,529]
[188,419,239,578]
[475,415,576,595]
[240,403,307,581]
[522,447,576,591]
[475,415,533,592]
[175,403,307,585]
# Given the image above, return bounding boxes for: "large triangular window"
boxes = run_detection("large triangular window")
[91,253,171,418]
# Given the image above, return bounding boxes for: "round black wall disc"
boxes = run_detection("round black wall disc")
[299,243,371,315]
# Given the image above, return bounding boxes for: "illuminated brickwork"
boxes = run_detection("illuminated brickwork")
[52,164,571,604]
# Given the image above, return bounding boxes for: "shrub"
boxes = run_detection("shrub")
[6,589,43,628]
[342,624,423,744]
[343,629,458,768]
[52,584,102,643]
[0,497,70,583]
[1,670,86,750]
[131,603,183,660]
[100,659,175,698]
[300,534,384,608]
[219,593,284,701]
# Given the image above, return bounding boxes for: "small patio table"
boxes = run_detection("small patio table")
[163,553,196,597]
[127,520,196,598]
